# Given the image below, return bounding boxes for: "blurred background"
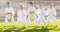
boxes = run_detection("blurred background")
[0,0,60,20]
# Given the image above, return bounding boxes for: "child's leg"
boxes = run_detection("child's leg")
[34,14,38,26]
[53,16,58,26]
[27,15,30,27]
[11,16,14,26]
[23,18,28,27]
[36,17,40,26]
[4,15,9,26]
[17,17,20,28]
[42,18,46,26]
[47,16,51,26]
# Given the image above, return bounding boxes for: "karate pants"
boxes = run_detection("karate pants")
[47,16,58,25]
[4,15,14,26]
[27,14,37,26]
[17,17,27,28]
[36,16,46,26]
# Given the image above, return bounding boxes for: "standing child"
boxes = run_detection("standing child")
[47,3,58,27]
[37,3,46,27]
[4,2,15,27]
[17,4,27,28]
[27,1,37,27]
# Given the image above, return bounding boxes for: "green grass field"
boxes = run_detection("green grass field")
[0,18,60,32]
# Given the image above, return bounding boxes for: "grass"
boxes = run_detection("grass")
[0,18,60,32]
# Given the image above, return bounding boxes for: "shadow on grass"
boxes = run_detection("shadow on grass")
[0,29,1,32]
[3,27,49,32]
[24,28,49,32]
[3,27,22,32]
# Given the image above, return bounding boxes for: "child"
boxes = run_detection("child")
[27,1,37,27]
[17,4,27,28]
[4,2,15,27]
[47,3,58,27]
[37,3,46,27]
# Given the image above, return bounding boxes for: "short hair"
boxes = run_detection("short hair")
[29,1,34,4]
[20,3,24,8]
[7,2,10,5]
[49,3,53,6]
[39,3,43,6]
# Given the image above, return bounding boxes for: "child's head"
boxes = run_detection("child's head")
[7,2,11,8]
[29,1,34,6]
[39,3,43,9]
[49,3,53,9]
[20,4,24,10]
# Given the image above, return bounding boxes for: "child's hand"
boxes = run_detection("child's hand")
[38,14,40,16]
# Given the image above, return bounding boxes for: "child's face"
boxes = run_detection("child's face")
[30,4,33,6]
[20,5,24,10]
[50,4,53,9]
[7,4,11,8]
[40,4,43,9]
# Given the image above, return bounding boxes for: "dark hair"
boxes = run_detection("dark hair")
[7,2,10,5]
[39,3,43,6]
[29,1,33,4]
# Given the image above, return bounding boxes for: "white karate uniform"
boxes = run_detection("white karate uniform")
[4,7,15,26]
[37,8,46,26]
[27,6,37,26]
[47,7,57,25]
[17,9,27,28]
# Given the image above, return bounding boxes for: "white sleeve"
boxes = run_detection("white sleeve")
[11,8,15,14]
[54,8,56,16]
[27,8,30,14]
[34,7,36,11]
[5,8,7,14]
[24,10,27,16]
[17,11,19,16]
[33,7,36,12]
[43,8,45,14]
[43,9,46,16]
[46,8,49,16]
[11,8,15,16]
[36,9,40,15]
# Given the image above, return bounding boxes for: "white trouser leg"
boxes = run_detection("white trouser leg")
[23,18,27,27]
[27,15,30,27]
[42,20,46,26]
[42,17,46,26]
[33,14,38,26]
[17,17,20,28]
[47,16,51,25]
[11,16,14,26]
[52,16,58,26]
[47,16,58,26]
[36,16,40,26]
[4,15,9,26]
[36,19,40,26]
